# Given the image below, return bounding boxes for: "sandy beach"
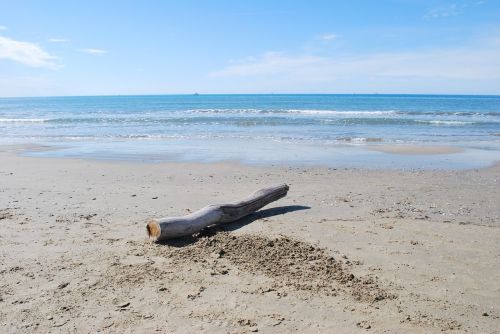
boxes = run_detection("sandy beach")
[2,0,500,332]
[0,146,499,333]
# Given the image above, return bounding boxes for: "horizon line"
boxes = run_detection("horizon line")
[1,92,500,99]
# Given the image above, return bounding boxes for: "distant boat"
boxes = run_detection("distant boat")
[193,93,200,96]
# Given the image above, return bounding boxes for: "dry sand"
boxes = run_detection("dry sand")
[0,146,499,333]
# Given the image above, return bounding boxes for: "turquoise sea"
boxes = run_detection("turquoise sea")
[0,94,499,169]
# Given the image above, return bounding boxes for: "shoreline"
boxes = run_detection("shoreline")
[1,142,498,171]
[1,150,499,332]
[368,144,465,155]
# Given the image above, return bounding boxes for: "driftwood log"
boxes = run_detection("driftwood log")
[146,184,289,241]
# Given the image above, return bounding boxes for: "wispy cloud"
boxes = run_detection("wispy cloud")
[0,26,7,31]
[211,52,325,77]
[424,4,461,19]
[319,33,338,41]
[48,38,69,43]
[209,41,500,92]
[0,35,59,69]
[424,1,487,19]
[79,48,107,55]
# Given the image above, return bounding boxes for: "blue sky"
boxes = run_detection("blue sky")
[0,0,499,96]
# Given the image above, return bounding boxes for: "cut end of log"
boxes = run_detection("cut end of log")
[146,219,161,241]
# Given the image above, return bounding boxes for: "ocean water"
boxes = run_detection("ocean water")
[0,94,499,168]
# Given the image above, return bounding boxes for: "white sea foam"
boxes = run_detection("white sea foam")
[415,120,474,125]
[185,108,397,116]
[286,109,397,115]
[186,108,262,114]
[0,118,49,123]
[337,137,384,143]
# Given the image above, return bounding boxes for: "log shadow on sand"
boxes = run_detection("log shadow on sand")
[159,205,310,247]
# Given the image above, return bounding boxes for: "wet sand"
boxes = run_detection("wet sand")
[369,144,465,155]
[0,147,499,333]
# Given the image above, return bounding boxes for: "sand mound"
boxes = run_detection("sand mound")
[156,231,394,303]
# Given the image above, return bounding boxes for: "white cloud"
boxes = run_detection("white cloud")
[209,42,500,93]
[79,48,107,55]
[424,1,487,19]
[212,52,325,77]
[424,4,460,19]
[0,35,59,69]
[48,38,69,43]
[0,26,7,31]
[319,33,338,41]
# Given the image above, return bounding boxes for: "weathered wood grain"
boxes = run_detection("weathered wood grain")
[146,184,289,241]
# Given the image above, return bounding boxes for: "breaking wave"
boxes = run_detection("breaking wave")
[0,118,49,123]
